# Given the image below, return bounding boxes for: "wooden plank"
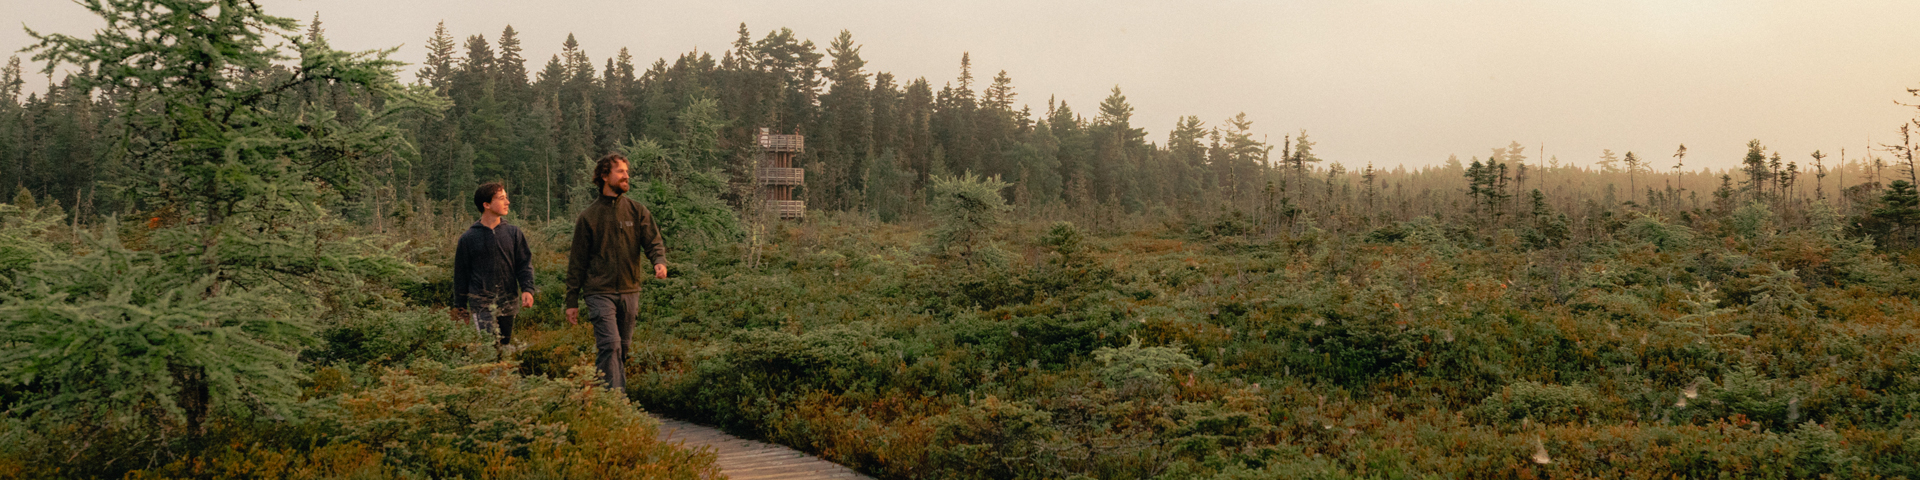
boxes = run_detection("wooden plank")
[731,470,864,480]
[720,456,832,470]
[650,414,876,480]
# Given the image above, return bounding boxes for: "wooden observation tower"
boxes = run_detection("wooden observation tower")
[756,127,805,218]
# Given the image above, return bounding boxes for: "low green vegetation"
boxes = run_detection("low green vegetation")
[579,187,1920,479]
[5,1,1920,478]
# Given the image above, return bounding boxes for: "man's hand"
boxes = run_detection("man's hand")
[521,291,535,308]
[566,308,579,326]
[655,263,668,279]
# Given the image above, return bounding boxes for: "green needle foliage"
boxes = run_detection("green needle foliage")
[929,172,1012,268]
[25,0,443,264]
[4,0,446,467]
[0,227,308,437]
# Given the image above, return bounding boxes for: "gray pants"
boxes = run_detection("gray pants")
[584,293,638,392]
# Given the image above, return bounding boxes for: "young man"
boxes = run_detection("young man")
[452,182,537,347]
[564,153,668,391]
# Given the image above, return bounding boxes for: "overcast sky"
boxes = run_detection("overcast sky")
[7,0,1920,171]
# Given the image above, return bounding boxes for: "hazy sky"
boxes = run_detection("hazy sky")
[7,0,1920,171]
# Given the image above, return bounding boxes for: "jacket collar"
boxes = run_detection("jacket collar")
[470,219,511,231]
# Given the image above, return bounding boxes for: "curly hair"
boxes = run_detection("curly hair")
[592,153,628,189]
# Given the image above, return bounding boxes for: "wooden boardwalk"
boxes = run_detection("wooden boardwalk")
[652,415,876,480]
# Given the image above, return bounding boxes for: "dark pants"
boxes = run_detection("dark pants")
[584,293,638,391]
[470,308,516,345]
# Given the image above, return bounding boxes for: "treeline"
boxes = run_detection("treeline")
[9,2,1920,476]
[3,18,1919,245]
[0,18,1285,223]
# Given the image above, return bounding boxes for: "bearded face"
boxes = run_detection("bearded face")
[603,159,631,195]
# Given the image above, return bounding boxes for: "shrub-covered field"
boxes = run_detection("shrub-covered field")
[546,198,1920,479]
[8,171,1920,478]
[5,1,1920,477]
[0,198,720,479]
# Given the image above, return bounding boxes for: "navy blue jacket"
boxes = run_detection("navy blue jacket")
[452,220,537,316]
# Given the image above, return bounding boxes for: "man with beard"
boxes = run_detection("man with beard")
[564,153,668,391]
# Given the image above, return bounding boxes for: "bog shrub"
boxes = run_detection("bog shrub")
[304,360,718,477]
[927,396,1056,480]
[1094,338,1200,387]
[1475,381,1599,425]
[1623,215,1695,252]
[1098,337,1198,397]
[1787,421,1862,477]
[1696,365,1801,429]
[307,306,485,367]
[94,361,722,480]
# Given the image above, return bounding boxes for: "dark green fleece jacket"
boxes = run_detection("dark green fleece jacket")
[564,194,667,309]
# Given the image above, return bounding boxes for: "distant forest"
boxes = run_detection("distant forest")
[14,3,1920,477]
[5,18,1917,236]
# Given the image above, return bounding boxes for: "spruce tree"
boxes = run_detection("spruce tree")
[496,25,529,101]
[1871,180,1920,249]
[820,29,872,209]
[18,0,444,440]
[420,21,457,91]
[1624,151,1642,203]
[1743,139,1771,199]
[1597,149,1620,173]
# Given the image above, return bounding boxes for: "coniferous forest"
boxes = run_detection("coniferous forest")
[4,1,1920,478]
